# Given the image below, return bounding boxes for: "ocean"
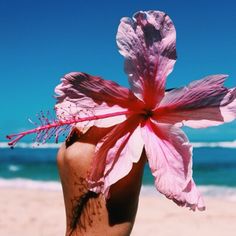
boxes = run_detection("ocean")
[1,142,236,199]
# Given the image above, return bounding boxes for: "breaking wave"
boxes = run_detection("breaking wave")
[192,141,236,148]
[0,178,61,191]
[0,142,61,149]
[1,141,236,149]
[1,178,236,201]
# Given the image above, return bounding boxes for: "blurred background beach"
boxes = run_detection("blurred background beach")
[1,142,236,236]
[1,0,236,235]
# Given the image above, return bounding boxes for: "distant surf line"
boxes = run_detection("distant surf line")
[1,178,236,202]
[1,141,236,149]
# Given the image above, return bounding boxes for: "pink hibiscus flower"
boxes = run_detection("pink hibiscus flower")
[7,11,236,211]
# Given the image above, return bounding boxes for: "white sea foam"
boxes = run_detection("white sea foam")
[192,140,236,148]
[1,178,236,201]
[1,141,236,149]
[8,164,21,172]
[0,142,61,149]
[0,178,62,191]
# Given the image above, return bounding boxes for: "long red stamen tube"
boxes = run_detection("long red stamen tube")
[6,110,132,147]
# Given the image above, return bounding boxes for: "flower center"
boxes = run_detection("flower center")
[142,109,153,120]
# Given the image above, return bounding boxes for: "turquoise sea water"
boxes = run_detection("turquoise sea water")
[1,143,236,189]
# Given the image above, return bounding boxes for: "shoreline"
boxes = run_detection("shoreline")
[1,187,236,236]
[1,177,236,201]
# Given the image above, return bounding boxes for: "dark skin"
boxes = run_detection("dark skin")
[57,126,147,236]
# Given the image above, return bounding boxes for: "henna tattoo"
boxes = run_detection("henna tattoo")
[69,191,98,235]
[63,128,104,235]
[68,176,103,236]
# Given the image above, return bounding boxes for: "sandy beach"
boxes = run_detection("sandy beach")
[0,187,236,236]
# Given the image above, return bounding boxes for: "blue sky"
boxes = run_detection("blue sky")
[0,0,235,142]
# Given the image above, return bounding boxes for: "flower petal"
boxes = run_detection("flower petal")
[173,180,205,211]
[141,121,204,210]
[155,75,236,128]
[88,115,144,197]
[117,10,177,107]
[55,72,142,128]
